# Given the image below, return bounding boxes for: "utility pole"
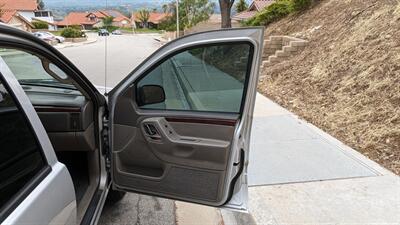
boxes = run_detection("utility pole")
[176,0,179,38]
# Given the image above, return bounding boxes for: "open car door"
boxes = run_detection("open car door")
[108,28,263,211]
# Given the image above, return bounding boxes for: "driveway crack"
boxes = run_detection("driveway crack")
[135,195,141,225]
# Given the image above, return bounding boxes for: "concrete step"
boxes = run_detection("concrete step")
[290,40,308,47]
[282,45,297,52]
[262,60,272,68]
[262,36,309,68]
[268,55,281,63]
[264,40,271,46]
[276,50,290,58]
[269,36,283,41]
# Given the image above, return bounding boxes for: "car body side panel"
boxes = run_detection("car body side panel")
[0,56,77,225]
[2,163,76,225]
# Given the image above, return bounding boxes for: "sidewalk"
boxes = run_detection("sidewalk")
[240,94,400,225]
[54,38,97,49]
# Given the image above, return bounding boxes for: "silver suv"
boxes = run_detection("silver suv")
[0,25,263,225]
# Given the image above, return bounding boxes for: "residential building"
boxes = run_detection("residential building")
[56,12,101,30]
[232,0,276,22]
[0,0,56,31]
[131,12,169,29]
[95,10,130,28]
[57,10,131,30]
[0,9,33,31]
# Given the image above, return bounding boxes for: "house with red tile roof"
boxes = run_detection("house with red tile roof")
[95,10,131,28]
[232,0,276,21]
[131,12,169,29]
[57,10,131,30]
[0,9,33,31]
[0,0,56,31]
[56,12,100,30]
[0,0,37,11]
[96,10,131,27]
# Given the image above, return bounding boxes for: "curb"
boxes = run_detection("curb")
[220,209,258,225]
[54,38,97,49]
[174,201,258,225]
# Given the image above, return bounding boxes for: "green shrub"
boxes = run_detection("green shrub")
[69,25,83,30]
[293,0,312,11]
[246,0,294,26]
[32,21,48,29]
[61,28,85,38]
[245,0,315,26]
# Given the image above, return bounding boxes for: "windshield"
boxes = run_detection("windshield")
[0,48,77,90]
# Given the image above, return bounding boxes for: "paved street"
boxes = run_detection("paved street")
[60,33,161,87]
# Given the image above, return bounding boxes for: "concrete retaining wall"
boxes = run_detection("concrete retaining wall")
[262,36,308,69]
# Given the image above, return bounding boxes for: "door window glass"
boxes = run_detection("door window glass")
[0,79,46,211]
[0,48,80,92]
[136,43,252,113]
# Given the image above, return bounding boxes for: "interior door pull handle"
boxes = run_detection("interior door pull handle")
[144,124,159,136]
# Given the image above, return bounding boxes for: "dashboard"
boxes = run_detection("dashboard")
[22,85,96,152]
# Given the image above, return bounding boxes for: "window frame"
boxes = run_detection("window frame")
[134,41,255,115]
[0,75,51,223]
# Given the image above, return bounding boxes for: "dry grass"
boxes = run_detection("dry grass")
[259,0,400,174]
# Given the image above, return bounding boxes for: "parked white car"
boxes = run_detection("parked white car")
[112,29,122,35]
[33,31,65,43]
[0,24,263,225]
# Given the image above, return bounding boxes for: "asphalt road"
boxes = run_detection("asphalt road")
[60,34,177,225]
[60,33,162,88]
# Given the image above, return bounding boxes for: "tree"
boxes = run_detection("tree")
[219,0,235,28]
[162,2,176,14]
[162,3,169,13]
[102,16,114,27]
[137,9,150,28]
[180,0,214,29]
[160,0,214,31]
[37,0,45,10]
[235,0,248,13]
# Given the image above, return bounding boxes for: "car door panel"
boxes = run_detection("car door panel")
[112,86,240,204]
[109,28,264,209]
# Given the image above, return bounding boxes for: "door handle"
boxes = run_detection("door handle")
[143,123,162,140]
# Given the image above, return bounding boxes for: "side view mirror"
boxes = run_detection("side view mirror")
[137,85,165,106]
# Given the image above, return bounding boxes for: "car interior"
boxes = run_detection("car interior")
[0,49,100,223]
[31,87,98,222]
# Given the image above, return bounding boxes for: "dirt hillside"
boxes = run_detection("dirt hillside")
[259,0,400,174]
